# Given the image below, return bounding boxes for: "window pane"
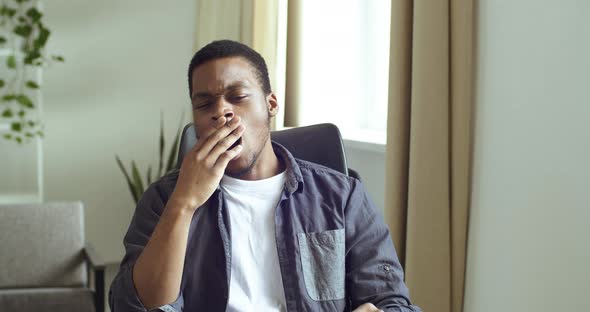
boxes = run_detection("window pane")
[297,0,391,134]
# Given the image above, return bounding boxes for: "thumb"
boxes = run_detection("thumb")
[352,302,384,312]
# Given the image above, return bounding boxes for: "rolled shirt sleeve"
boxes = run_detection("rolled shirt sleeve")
[344,179,421,312]
[109,184,185,312]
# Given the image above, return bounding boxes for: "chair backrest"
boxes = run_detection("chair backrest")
[0,202,87,289]
[177,123,351,175]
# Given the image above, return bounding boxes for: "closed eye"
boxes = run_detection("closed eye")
[193,102,210,110]
[229,95,248,103]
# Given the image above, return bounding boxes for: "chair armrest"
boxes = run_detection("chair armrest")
[84,242,105,312]
[348,168,362,181]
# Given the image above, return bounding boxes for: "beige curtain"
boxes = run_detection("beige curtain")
[194,0,253,50]
[251,0,287,131]
[283,0,302,127]
[384,1,474,312]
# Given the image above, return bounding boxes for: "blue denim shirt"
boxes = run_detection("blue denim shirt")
[109,142,421,312]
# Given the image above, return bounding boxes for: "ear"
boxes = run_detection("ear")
[266,93,279,117]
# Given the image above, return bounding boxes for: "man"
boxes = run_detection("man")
[109,40,420,312]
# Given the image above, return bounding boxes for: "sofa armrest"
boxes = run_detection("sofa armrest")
[84,241,105,270]
[84,242,105,312]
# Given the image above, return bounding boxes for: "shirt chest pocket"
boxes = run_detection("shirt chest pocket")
[297,228,345,301]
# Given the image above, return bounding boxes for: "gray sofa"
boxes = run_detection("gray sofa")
[0,202,105,312]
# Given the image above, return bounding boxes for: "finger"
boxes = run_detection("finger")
[212,143,243,173]
[191,116,228,152]
[197,116,241,156]
[352,303,381,312]
[205,124,245,165]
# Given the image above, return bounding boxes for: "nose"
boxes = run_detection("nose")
[211,97,234,122]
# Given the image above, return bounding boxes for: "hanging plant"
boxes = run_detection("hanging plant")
[0,0,64,144]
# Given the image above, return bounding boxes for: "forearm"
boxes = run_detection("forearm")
[132,200,193,310]
[124,116,242,310]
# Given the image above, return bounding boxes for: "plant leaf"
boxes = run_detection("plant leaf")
[115,155,139,204]
[157,112,164,178]
[11,122,22,132]
[17,110,25,117]
[3,133,12,140]
[2,108,13,118]
[165,114,184,173]
[0,7,17,18]
[6,55,16,69]
[2,94,16,101]
[0,79,4,89]
[13,25,32,37]
[24,51,41,65]
[26,7,42,23]
[15,137,22,144]
[16,95,34,108]
[26,80,39,89]
[34,27,50,50]
[131,160,145,200]
[52,55,65,62]
[146,165,152,186]
[0,36,7,45]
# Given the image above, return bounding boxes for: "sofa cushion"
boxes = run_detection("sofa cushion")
[0,287,95,312]
[0,202,87,288]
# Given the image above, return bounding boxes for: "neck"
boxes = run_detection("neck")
[231,140,284,181]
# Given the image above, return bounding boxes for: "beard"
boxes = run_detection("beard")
[225,149,261,179]
[224,114,271,179]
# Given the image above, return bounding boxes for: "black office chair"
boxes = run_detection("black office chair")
[176,123,360,180]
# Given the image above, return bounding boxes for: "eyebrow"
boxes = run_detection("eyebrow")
[191,82,249,100]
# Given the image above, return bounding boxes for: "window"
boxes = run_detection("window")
[292,0,391,144]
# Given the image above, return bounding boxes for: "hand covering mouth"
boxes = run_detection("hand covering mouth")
[230,137,242,150]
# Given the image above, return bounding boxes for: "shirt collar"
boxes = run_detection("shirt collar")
[213,141,304,195]
[271,141,304,195]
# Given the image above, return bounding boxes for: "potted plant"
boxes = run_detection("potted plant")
[116,114,184,204]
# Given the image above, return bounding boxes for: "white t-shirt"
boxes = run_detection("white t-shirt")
[221,171,288,312]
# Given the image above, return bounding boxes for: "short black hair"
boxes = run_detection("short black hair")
[187,40,272,97]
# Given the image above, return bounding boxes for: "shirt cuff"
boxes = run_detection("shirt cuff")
[110,265,183,312]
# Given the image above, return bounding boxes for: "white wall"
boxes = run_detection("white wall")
[464,1,590,311]
[43,1,195,263]
[345,143,386,212]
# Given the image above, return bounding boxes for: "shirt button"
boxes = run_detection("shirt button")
[384,264,391,272]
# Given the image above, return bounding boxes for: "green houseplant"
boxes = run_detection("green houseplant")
[116,114,184,205]
[0,0,64,144]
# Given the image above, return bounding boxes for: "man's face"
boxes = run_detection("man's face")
[190,56,277,177]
